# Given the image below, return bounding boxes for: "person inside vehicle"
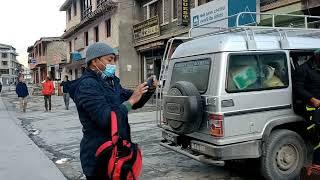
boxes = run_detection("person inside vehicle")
[262,64,284,88]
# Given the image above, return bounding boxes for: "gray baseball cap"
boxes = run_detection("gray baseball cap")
[85,42,116,64]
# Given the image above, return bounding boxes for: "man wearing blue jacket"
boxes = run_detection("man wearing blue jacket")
[16,77,29,113]
[69,42,156,180]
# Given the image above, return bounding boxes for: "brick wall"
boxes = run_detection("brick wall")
[46,41,68,66]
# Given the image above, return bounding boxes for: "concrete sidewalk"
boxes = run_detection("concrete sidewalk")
[0,96,66,180]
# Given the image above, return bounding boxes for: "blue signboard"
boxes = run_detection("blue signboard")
[228,0,256,27]
[70,52,83,61]
[191,0,257,30]
[31,59,37,64]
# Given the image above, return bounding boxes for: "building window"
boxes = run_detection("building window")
[97,0,106,8]
[105,19,111,38]
[158,0,163,24]
[42,45,46,56]
[84,31,89,46]
[74,37,78,50]
[75,68,78,79]
[195,0,212,6]
[143,0,163,20]
[0,69,9,74]
[68,8,72,20]
[161,0,168,25]
[143,6,147,20]
[94,26,99,42]
[150,1,159,18]
[172,0,178,21]
[39,44,42,56]
[81,0,92,19]
[73,0,77,16]
[1,53,7,58]
[69,41,72,52]
[2,61,7,66]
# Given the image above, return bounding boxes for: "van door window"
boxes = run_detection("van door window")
[259,53,289,89]
[170,59,211,93]
[290,51,314,70]
[227,53,288,92]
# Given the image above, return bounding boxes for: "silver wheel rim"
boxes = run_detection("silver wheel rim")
[276,144,299,171]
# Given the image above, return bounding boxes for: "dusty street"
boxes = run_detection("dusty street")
[1,90,260,180]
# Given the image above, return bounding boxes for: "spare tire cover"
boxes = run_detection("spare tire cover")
[165,81,203,134]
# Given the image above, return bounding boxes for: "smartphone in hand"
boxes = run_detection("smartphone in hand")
[146,75,156,90]
[147,78,154,88]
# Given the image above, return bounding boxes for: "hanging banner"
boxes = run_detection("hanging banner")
[182,0,190,26]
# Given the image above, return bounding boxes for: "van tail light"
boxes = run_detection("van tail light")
[208,114,224,137]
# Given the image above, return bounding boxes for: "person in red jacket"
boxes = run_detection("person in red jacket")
[42,77,54,112]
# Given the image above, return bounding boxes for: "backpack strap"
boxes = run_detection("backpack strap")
[95,111,119,157]
[307,164,320,175]
[111,111,119,144]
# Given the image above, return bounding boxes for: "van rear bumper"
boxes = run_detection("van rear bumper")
[161,130,262,161]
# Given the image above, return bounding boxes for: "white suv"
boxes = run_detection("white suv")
[157,13,320,180]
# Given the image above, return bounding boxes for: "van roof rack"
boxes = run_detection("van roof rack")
[189,12,320,38]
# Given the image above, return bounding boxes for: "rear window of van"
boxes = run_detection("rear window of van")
[170,59,211,93]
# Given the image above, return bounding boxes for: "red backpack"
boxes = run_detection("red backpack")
[95,111,142,180]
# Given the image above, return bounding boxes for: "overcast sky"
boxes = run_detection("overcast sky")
[0,0,66,67]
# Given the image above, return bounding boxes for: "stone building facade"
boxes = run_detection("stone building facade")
[0,43,20,86]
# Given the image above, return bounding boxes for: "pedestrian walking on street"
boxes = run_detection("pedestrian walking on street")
[0,81,2,94]
[15,77,29,113]
[69,42,157,180]
[60,75,70,110]
[42,77,54,112]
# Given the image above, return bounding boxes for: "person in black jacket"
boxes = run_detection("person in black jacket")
[60,75,70,110]
[294,49,320,113]
[294,49,320,164]
[69,42,156,180]
[15,77,29,113]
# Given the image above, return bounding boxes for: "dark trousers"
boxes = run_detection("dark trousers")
[44,95,51,111]
[63,93,70,109]
[86,164,110,180]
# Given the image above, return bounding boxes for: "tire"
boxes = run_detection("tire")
[261,129,307,180]
[166,81,203,134]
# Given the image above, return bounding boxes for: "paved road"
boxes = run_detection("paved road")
[1,91,261,180]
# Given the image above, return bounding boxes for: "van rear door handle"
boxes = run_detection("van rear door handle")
[221,99,234,107]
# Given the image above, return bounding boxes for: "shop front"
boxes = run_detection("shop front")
[136,40,165,81]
